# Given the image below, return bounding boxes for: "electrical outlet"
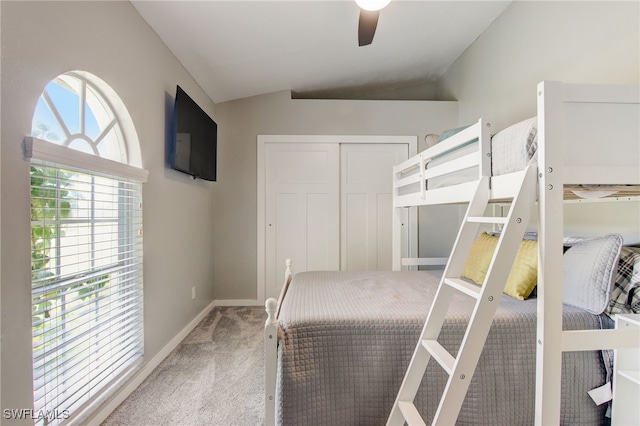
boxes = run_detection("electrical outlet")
[191,286,196,299]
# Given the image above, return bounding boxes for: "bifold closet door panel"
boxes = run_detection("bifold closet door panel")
[341,143,408,271]
[265,143,340,299]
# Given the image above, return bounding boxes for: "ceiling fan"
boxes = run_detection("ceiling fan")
[356,0,392,46]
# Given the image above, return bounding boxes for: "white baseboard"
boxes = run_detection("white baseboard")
[84,300,217,426]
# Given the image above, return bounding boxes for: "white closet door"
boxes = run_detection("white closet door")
[341,143,408,270]
[265,143,340,299]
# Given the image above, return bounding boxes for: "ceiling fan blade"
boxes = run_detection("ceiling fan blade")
[358,9,379,47]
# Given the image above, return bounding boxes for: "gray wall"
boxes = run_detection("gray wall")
[437,1,640,130]
[436,0,640,243]
[1,1,217,419]
[213,91,459,300]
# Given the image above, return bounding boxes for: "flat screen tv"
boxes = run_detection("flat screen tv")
[171,85,217,181]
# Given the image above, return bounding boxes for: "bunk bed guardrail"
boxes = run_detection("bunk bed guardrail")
[392,118,492,209]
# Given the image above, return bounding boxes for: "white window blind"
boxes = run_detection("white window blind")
[30,160,144,425]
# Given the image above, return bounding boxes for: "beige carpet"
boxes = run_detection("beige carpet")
[102,306,265,426]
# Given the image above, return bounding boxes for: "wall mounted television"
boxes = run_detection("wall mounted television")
[171,85,217,181]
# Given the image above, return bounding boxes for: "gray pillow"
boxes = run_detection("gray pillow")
[563,234,623,314]
[607,246,640,316]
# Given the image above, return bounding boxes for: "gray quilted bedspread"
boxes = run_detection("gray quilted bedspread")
[276,270,609,425]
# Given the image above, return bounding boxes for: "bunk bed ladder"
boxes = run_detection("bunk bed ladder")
[387,165,537,426]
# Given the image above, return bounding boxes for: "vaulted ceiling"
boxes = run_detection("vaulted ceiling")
[132,1,511,103]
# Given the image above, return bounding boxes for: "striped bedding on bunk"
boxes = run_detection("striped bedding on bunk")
[276,270,609,425]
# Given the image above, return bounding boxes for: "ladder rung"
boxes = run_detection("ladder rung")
[466,216,507,224]
[422,339,455,375]
[398,401,426,426]
[444,278,481,299]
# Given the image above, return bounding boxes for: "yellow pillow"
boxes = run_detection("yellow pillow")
[461,232,538,300]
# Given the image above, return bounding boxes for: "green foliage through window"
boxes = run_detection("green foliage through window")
[30,165,110,322]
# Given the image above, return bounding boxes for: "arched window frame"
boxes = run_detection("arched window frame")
[25,71,147,425]
[27,70,146,179]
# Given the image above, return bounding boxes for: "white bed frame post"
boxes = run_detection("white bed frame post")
[535,81,565,425]
[392,162,405,271]
[264,259,292,426]
[264,298,278,426]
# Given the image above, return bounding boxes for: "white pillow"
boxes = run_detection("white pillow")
[491,117,537,176]
[563,234,623,314]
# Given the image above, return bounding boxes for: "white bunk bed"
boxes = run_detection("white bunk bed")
[264,81,640,425]
[532,81,640,425]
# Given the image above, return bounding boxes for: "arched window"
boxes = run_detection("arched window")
[30,70,142,167]
[27,71,147,425]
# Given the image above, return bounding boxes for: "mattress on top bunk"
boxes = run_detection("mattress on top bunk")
[276,270,609,426]
[427,117,538,189]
